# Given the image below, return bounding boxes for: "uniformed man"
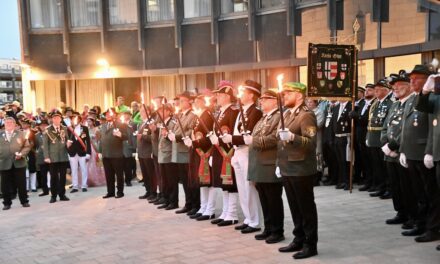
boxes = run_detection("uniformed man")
[168,91,198,214]
[245,89,285,243]
[415,71,440,244]
[35,119,51,196]
[277,82,318,259]
[399,65,439,239]
[220,80,263,233]
[380,71,413,230]
[208,81,240,226]
[321,100,338,185]
[43,109,70,203]
[0,117,31,210]
[99,107,128,199]
[367,79,394,199]
[120,111,136,187]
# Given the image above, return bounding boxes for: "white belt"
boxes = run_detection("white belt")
[335,133,350,138]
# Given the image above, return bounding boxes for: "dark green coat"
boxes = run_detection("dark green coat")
[43,125,69,163]
[99,121,128,158]
[380,100,407,162]
[171,110,196,164]
[366,94,394,147]
[416,92,440,161]
[0,129,31,171]
[248,109,281,183]
[158,118,175,164]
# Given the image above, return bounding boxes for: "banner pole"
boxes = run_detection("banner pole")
[349,47,358,193]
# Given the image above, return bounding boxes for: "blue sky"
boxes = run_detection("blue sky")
[0,1,20,60]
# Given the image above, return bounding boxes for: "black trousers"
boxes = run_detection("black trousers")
[256,182,284,236]
[159,163,179,206]
[139,157,157,195]
[103,157,124,196]
[386,161,410,217]
[282,176,318,247]
[123,157,133,185]
[153,156,163,195]
[49,162,68,198]
[177,163,200,210]
[369,147,388,191]
[334,137,349,185]
[1,166,28,206]
[358,138,373,186]
[38,163,50,194]
[322,141,338,183]
[130,156,137,179]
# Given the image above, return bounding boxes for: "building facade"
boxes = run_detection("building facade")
[0,59,22,106]
[18,0,440,112]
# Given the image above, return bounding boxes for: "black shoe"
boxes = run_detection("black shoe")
[241,226,261,234]
[186,208,199,216]
[126,182,132,187]
[235,224,248,231]
[149,197,160,203]
[293,246,318,259]
[279,241,303,253]
[165,204,178,210]
[157,204,169,209]
[139,193,149,199]
[335,183,346,189]
[154,198,167,205]
[211,218,224,224]
[38,192,49,197]
[386,215,407,225]
[367,187,378,192]
[190,213,202,219]
[49,197,57,203]
[22,203,30,208]
[82,188,87,192]
[401,219,414,230]
[402,227,425,236]
[343,185,350,191]
[217,220,238,226]
[70,189,78,193]
[370,190,385,197]
[380,191,392,199]
[147,194,157,201]
[2,205,11,210]
[102,194,115,199]
[415,231,440,243]
[60,196,70,201]
[115,194,124,199]
[175,207,190,214]
[266,234,285,244]
[255,230,271,240]
[31,189,37,193]
[196,214,215,221]
[436,245,440,251]
[359,185,371,191]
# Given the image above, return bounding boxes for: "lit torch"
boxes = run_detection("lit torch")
[140,92,152,122]
[276,74,285,130]
[203,96,221,136]
[192,106,210,134]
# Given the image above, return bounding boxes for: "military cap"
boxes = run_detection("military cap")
[260,89,278,99]
[409,64,435,76]
[241,80,262,96]
[213,80,234,97]
[48,109,63,118]
[375,78,392,89]
[282,82,307,94]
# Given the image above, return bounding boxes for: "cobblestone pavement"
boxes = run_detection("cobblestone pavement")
[0,183,438,264]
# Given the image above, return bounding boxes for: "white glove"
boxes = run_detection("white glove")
[399,153,408,168]
[365,139,369,147]
[424,154,434,169]
[167,131,176,142]
[85,154,91,161]
[209,134,219,145]
[98,153,103,160]
[208,156,213,167]
[275,166,282,178]
[221,133,232,144]
[389,151,399,158]
[422,74,440,94]
[278,129,294,142]
[243,134,253,145]
[381,144,391,156]
[183,137,193,147]
[113,129,122,137]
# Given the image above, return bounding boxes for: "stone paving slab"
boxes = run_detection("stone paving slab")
[0,183,438,264]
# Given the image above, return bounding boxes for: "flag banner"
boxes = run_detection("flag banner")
[307,43,357,100]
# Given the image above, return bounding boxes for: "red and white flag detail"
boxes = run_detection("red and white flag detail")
[324,61,338,81]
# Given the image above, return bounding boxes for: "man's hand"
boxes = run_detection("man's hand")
[66,140,73,148]
[399,153,408,168]
[220,133,232,144]
[113,129,122,138]
[279,129,294,142]
[183,137,193,147]
[209,134,219,145]
[243,134,253,145]
[44,158,51,164]
[85,154,91,161]
[15,152,23,160]
[275,166,282,178]
[424,154,434,169]
[167,131,176,141]
[381,144,391,156]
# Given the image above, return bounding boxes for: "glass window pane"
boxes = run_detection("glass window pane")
[430,9,440,41]
[30,0,62,29]
[220,0,248,14]
[147,0,174,22]
[385,54,421,76]
[299,66,307,85]
[70,0,101,28]
[259,0,287,9]
[109,0,138,25]
[358,59,374,87]
[184,0,211,18]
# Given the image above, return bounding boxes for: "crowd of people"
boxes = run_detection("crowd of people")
[1,63,440,258]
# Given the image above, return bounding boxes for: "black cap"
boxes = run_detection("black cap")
[375,78,392,89]
[365,83,375,89]
[409,64,434,76]
[64,107,74,114]
[260,89,278,99]
[389,70,410,85]
[242,80,262,96]
[213,80,234,97]
[49,109,63,118]
[358,86,366,93]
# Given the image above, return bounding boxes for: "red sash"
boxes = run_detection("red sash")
[215,145,234,185]
[195,147,213,185]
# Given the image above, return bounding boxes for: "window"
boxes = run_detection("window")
[109,0,138,25]
[221,0,248,14]
[429,9,440,41]
[259,0,287,9]
[147,0,174,22]
[385,54,422,76]
[358,59,374,87]
[30,0,62,29]
[184,0,211,18]
[70,0,101,28]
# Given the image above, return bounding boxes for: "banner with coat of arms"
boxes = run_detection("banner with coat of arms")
[307,43,357,100]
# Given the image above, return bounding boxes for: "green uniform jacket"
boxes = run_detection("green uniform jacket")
[43,125,69,163]
[366,93,394,147]
[248,109,281,183]
[380,99,407,163]
[99,121,128,158]
[416,92,440,161]
[34,131,46,165]
[0,129,31,171]
[136,120,154,159]
[276,105,318,177]
[171,110,196,164]
[399,93,432,161]
[158,118,175,164]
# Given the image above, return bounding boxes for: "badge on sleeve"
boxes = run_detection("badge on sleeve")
[305,126,317,137]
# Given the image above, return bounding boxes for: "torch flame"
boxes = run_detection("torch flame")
[151,99,158,111]
[277,74,284,93]
[237,86,244,99]
[109,108,114,117]
[204,96,211,108]
[25,130,31,140]
[120,115,126,123]
[174,106,180,115]
[193,106,202,116]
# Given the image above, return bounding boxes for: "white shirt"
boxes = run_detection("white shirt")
[219,104,232,116]
[361,99,374,116]
[338,101,348,120]
[233,103,253,135]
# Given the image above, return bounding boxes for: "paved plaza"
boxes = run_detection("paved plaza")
[0,183,438,264]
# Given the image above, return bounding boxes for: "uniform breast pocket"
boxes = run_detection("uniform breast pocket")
[287,147,305,162]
